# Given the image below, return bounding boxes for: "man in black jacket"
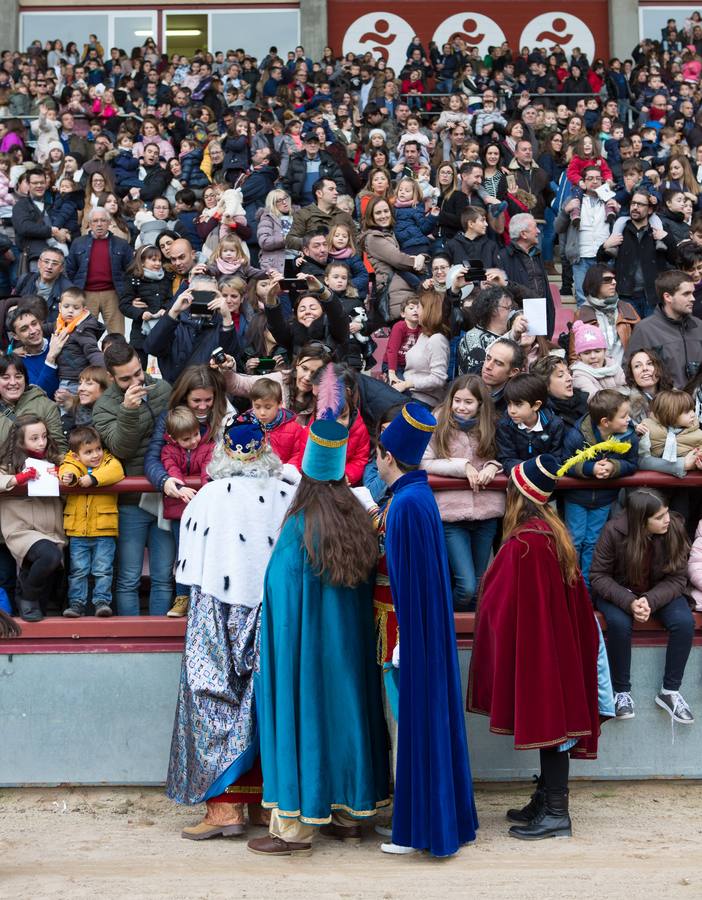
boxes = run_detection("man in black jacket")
[597,189,678,317]
[137,143,171,202]
[501,213,555,338]
[14,247,73,322]
[12,170,71,266]
[282,133,346,205]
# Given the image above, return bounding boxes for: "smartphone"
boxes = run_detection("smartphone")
[283,258,298,279]
[279,277,300,291]
[255,357,276,374]
[190,289,216,316]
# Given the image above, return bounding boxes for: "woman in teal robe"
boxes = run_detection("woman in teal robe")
[250,419,390,856]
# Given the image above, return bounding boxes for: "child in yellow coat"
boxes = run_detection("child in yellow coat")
[58,425,124,618]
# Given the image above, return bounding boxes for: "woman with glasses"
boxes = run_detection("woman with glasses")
[572,264,640,367]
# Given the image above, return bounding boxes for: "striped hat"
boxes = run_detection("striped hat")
[510,454,559,505]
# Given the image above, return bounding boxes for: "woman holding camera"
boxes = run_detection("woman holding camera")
[262,271,349,361]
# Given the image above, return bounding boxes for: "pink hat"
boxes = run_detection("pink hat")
[572,319,606,355]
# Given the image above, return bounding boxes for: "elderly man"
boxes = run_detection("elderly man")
[12,169,71,267]
[282,132,346,205]
[501,213,554,338]
[14,247,73,322]
[66,207,133,334]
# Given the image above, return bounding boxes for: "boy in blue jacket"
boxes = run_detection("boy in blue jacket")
[561,388,639,589]
[496,373,570,474]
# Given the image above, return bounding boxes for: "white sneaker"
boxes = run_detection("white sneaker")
[374,824,392,837]
[380,842,416,855]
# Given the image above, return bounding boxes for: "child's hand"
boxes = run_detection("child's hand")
[179,486,197,503]
[61,472,76,486]
[464,462,480,490]
[15,467,38,486]
[635,422,649,436]
[593,459,615,478]
[684,449,699,471]
[77,474,93,487]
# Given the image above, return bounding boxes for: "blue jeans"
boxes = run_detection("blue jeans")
[442,518,498,609]
[116,505,175,615]
[541,207,556,263]
[563,501,612,591]
[597,595,694,692]
[68,536,116,609]
[171,519,188,597]
[573,257,597,307]
[624,293,651,319]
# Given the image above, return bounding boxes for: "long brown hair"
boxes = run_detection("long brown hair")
[284,475,378,586]
[433,375,496,459]
[650,389,694,428]
[501,483,579,585]
[623,488,690,588]
[419,291,449,338]
[169,365,228,434]
[0,414,62,474]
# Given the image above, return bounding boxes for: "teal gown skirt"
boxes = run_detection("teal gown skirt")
[256,513,390,824]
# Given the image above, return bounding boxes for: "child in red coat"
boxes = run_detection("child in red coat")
[249,378,304,464]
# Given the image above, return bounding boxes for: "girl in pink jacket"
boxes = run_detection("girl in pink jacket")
[422,374,504,611]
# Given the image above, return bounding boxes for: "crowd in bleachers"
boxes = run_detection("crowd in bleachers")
[2,24,702,715]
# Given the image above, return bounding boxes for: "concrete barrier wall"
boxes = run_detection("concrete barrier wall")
[1,646,699,786]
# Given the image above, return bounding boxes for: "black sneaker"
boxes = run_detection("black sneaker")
[614,692,635,719]
[95,604,113,618]
[655,691,694,724]
[63,605,84,619]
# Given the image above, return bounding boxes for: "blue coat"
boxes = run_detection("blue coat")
[180,148,209,189]
[257,511,390,824]
[393,205,438,252]
[383,470,478,856]
[65,233,133,297]
[496,409,570,474]
[112,149,143,191]
[562,414,639,509]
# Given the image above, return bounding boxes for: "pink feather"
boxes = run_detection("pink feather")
[316,364,345,421]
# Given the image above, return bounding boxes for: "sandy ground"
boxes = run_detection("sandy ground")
[1,782,701,899]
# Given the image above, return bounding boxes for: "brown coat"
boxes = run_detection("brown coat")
[590,511,692,613]
[0,471,66,565]
[360,228,417,319]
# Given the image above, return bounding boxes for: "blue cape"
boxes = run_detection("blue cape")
[384,470,478,856]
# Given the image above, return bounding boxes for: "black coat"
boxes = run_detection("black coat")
[57,312,105,382]
[445,232,504,269]
[264,291,350,360]
[501,243,555,338]
[495,409,569,474]
[144,310,242,384]
[12,196,53,261]
[119,272,174,351]
[597,220,677,307]
[281,150,346,204]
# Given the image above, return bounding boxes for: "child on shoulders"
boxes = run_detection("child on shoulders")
[54,288,104,394]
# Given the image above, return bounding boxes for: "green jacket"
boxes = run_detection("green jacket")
[92,376,171,501]
[0,384,67,454]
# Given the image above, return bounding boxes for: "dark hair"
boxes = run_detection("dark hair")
[0,414,61,473]
[68,425,102,453]
[169,365,227,435]
[588,388,628,424]
[532,354,570,390]
[655,269,693,303]
[623,488,689,590]
[624,347,673,391]
[282,475,378,586]
[175,187,196,206]
[8,296,49,331]
[489,337,524,372]
[104,341,139,374]
[377,443,418,475]
[311,176,335,200]
[582,263,616,299]
[471,285,513,329]
[433,374,496,458]
[0,352,29,386]
[503,372,548,407]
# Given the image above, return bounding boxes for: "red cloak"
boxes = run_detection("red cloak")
[467,518,600,759]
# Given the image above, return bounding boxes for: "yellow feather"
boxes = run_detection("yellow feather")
[556,439,632,477]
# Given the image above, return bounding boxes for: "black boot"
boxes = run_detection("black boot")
[506,775,545,823]
[508,788,572,840]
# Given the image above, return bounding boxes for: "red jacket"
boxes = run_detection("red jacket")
[267,409,304,464]
[566,154,614,186]
[160,433,214,519]
[291,412,370,485]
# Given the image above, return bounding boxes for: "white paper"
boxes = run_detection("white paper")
[595,184,616,203]
[25,457,60,497]
[523,297,548,337]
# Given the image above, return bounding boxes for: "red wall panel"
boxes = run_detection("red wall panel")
[329,3,610,73]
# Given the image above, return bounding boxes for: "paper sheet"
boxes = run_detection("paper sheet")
[25,457,60,497]
[523,297,548,337]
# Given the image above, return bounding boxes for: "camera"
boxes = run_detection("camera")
[461,259,488,283]
[211,346,227,366]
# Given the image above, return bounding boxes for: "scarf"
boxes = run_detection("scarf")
[453,415,478,432]
[571,359,620,380]
[329,247,353,259]
[643,416,702,459]
[55,308,89,335]
[252,408,285,432]
[216,257,242,275]
[142,267,164,281]
[393,198,415,208]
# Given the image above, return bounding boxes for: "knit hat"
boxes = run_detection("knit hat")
[511,454,559,505]
[368,128,386,142]
[380,402,436,466]
[46,141,64,156]
[572,319,606,355]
